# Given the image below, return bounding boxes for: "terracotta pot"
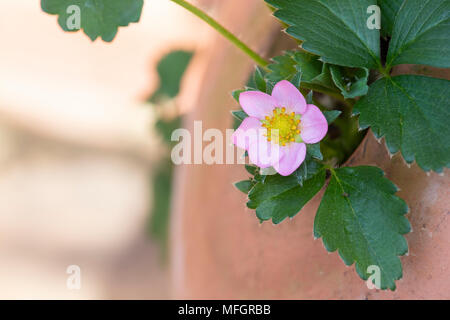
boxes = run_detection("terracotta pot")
[170,0,449,299]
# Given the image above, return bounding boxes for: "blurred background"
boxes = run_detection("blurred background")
[2,0,448,300]
[0,0,208,299]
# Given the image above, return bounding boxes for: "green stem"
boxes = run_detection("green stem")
[170,0,352,106]
[170,0,270,68]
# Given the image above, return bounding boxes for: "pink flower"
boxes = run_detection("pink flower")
[232,80,328,176]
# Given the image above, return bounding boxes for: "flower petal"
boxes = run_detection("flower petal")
[232,117,262,150]
[248,130,284,168]
[271,80,307,114]
[300,104,328,144]
[274,142,306,176]
[239,91,276,119]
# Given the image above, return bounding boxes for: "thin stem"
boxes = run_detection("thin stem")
[170,0,270,68]
[170,0,353,105]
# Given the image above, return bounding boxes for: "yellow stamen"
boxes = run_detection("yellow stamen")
[262,107,301,146]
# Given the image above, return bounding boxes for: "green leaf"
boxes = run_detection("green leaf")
[306,143,323,161]
[246,201,257,210]
[354,75,450,172]
[234,180,254,194]
[155,116,182,145]
[307,64,336,90]
[323,110,342,124]
[231,89,245,103]
[321,107,365,164]
[378,0,404,37]
[290,71,303,88]
[266,52,298,83]
[245,164,258,176]
[254,66,268,92]
[294,157,324,185]
[150,115,184,255]
[249,168,326,224]
[231,110,249,122]
[292,52,326,84]
[330,66,369,99]
[266,51,338,93]
[231,109,249,129]
[387,0,450,68]
[231,84,262,102]
[149,50,194,103]
[266,0,381,68]
[314,166,410,290]
[253,172,266,183]
[306,90,314,104]
[41,0,144,42]
[149,160,173,254]
[265,81,276,95]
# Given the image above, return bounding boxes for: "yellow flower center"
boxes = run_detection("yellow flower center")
[261,107,302,146]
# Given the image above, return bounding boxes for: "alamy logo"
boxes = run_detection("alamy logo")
[366,5,381,30]
[66,5,81,30]
[170,121,281,170]
[366,265,381,290]
[66,265,81,290]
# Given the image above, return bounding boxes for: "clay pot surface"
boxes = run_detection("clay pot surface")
[170,0,449,299]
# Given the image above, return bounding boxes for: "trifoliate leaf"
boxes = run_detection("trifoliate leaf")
[314,166,410,290]
[249,168,326,224]
[330,66,369,99]
[354,75,450,172]
[266,0,381,69]
[41,0,144,42]
[387,0,450,68]
[378,0,404,37]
